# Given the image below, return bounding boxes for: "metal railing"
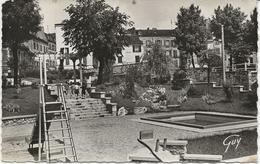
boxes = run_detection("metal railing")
[113,62,148,75]
[212,63,257,72]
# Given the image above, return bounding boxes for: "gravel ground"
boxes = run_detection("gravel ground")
[1,111,256,162]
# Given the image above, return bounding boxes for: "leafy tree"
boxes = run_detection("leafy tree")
[174,4,209,68]
[63,0,132,84]
[200,51,222,83]
[244,8,257,52]
[145,43,171,83]
[210,4,247,67]
[2,0,42,86]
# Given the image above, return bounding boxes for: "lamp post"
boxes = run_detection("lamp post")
[217,23,226,84]
[221,24,226,84]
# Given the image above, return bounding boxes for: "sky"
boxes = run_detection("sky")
[38,0,257,33]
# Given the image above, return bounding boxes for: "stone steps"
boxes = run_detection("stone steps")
[66,97,111,120]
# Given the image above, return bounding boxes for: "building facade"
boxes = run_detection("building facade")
[45,33,57,70]
[114,28,180,68]
[2,27,58,77]
[113,28,181,79]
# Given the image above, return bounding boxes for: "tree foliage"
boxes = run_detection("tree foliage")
[145,43,170,82]
[62,0,133,84]
[174,4,209,68]
[199,51,222,68]
[244,8,257,52]
[210,4,247,65]
[2,0,42,85]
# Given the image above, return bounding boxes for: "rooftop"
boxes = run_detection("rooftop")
[129,28,175,37]
[45,33,56,43]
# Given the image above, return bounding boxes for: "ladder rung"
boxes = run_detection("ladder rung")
[48,128,70,132]
[45,110,66,114]
[51,155,76,160]
[50,145,72,150]
[45,102,62,105]
[49,137,72,141]
[45,119,67,123]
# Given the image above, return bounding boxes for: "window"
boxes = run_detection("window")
[165,50,172,56]
[52,45,55,51]
[36,43,39,50]
[173,50,178,58]
[171,40,175,47]
[60,48,64,54]
[65,48,69,54]
[155,40,162,45]
[66,58,70,65]
[249,57,253,63]
[133,45,141,52]
[135,56,140,63]
[40,45,42,51]
[164,40,170,47]
[33,42,36,50]
[118,56,123,63]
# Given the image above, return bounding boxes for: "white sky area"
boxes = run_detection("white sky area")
[38,0,257,33]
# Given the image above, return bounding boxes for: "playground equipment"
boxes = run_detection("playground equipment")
[26,56,78,162]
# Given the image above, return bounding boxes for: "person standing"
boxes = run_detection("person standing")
[81,82,87,97]
[74,83,80,98]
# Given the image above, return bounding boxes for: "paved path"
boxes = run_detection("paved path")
[1,111,256,162]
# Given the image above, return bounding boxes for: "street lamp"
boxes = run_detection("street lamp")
[217,23,226,84]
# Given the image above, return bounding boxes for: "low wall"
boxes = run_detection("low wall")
[191,82,244,98]
[211,70,250,90]
[186,68,256,90]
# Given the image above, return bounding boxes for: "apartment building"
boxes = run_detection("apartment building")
[115,28,180,67]
[2,27,58,77]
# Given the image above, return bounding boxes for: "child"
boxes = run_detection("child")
[74,83,80,98]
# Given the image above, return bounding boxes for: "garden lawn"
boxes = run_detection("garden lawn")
[2,86,56,117]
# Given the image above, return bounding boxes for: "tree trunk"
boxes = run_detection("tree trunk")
[73,60,76,83]
[12,44,19,86]
[79,58,83,86]
[97,59,104,84]
[191,53,195,68]
[229,54,233,71]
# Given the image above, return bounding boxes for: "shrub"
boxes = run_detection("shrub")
[112,76,123,85]
[47,71,59,81]
[111,94,135,112]
[172,69,188,90]
[2,75,7,89]
[187,86,203,98]
[25,69,40,78]
[3,103,21,112]
[223,82,233,102]
[173,69,187,80]
[124,66,141,98]
[247,81,257,106]
[31,82,38,89]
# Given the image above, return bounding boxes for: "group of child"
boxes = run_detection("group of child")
[64,81,87,98]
